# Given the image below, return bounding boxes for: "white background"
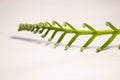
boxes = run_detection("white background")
[0,0,120,80]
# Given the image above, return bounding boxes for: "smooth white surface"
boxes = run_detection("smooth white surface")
[0,0,120,80]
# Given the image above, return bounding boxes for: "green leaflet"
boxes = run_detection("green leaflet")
[18,21,120,52]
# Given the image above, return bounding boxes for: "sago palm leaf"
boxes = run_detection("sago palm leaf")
[18,21,120,52]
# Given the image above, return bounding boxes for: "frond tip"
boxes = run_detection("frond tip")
[18,21,120,52]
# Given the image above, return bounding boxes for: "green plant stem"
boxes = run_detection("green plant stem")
[20,26,120,35]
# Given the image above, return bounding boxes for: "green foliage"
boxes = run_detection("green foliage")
[18,21,120,52]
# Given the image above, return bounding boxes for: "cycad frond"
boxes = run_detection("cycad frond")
[18,21,120,52]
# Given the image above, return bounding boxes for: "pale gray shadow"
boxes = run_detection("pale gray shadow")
[10,36,118,50]
[85,45,118,50]
[10,36,71,47]
[11,36,54,45]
